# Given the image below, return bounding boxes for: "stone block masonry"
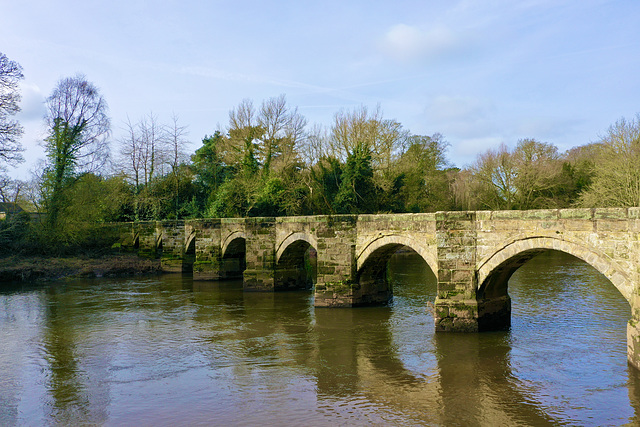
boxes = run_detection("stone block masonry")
[121,208,640,369]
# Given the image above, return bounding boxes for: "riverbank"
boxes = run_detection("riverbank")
[0,253,161,283]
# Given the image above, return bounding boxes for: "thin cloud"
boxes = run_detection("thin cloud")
[17,82,46,121]
[379,24,460,62]
[425,95,497,139]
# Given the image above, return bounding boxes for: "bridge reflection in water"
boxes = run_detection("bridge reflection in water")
[1,250,638,425]
[120,208,640,367]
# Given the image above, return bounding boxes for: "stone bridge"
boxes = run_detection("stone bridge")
[118,208,640,368]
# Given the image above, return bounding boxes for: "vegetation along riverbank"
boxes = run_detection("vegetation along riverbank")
[1,53,640,281]
[0,253,161,283]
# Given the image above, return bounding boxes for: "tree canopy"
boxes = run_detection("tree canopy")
[0,52,25,166]
[43,75,111,227]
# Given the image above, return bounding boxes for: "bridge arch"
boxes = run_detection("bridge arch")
[357,234,437,275]
[185,231,196,254]
[355,234,437,306]
[155,232,163,251]
[183,232,196,273]
[275,232,317,291]
[221,231,247,280]
[276,232,317,264]
[221,231,247,258]
[477,236,632,302]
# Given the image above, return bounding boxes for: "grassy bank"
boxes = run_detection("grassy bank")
[0,253,162,283]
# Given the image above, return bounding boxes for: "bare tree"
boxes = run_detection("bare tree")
[512,138,561,208]
[469,144,518,210]
[259,95,288,173]
[579,114,640,207]
[166,113,189,174]
[44,74,110,225]
[117,112,169,187]
[23,159,48,213]
[45,74,111,174]
[166,113,189,217]
[0,52,25,165]
[225,95,309,175]
[300,123,330,165]
[258,94,307,173]
[225,98,261,170]
[330,105,409,171]
[0,167,24,203]
[118,116,144,188]
[137,112,166,184]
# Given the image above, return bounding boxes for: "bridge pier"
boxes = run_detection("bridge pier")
[434,212,482,331]
[243,218,276,291]
[628,295,640,370]
[434,212,512,332]
[314,216,362,307]
[190,219,223,280]
[135,221,161,259]
[158,221,189,273]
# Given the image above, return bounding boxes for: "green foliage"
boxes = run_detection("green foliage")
[206,179,252,218]
[252,177,286,217]
[308,157,342,214]
[459,139,579,210]
[333,142,378,214]
[43,118,86,226]
[0,211,30,255]
[24,97,640,260]
[192,131,226,196]
[43,75,110,228]
[21,174,133,255]
[394,134,454,212]
[22,100,640,259]
[135,166,199,220]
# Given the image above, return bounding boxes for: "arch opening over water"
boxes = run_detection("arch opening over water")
[498,250,632,392]
[477,237,632,303]
[222,237,246,280]
[183,234,196,274]
[475,237,633,332]
[357,244,436,306]
[275,239,316,291]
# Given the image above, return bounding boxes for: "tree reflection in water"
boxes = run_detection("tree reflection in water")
[0,250,639,425]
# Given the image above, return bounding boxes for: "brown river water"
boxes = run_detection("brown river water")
[1,250,639,426]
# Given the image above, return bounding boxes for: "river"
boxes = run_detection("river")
[0,250,638,426]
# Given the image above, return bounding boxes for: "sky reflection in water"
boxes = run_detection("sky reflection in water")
[0,250,637,425]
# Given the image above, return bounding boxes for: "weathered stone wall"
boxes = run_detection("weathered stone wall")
[244,217,277,291]
[134,221,159,259]
[434,211,482,332]
[355,213,437,273]
[158,221,187,273]
[314,215,358,307]
[188,219,222,280]
[219,218,247,280]
[275,216,317,259]
[354,213,437,307]
[118,207,640,368]
[475,208,639,301]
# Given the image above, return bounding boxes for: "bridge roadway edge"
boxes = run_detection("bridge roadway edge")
[118,207,640,369]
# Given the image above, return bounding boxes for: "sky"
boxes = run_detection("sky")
[1,0,639,179]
